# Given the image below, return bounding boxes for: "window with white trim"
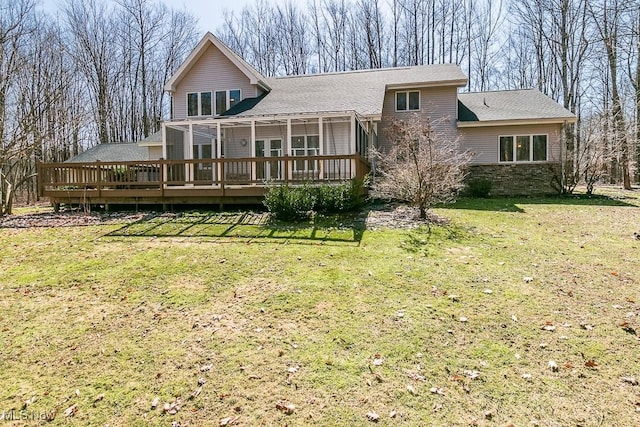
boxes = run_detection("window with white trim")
[291,135,320,172]
[187,91,212,117]
[215,89,241,115]
[499,134,547,162]
[396,90,420,111]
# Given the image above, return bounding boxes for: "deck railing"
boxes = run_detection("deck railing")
[38,154,370,199]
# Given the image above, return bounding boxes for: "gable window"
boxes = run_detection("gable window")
[499,134,547,162]
[396,90,420,111]
[215,89,242,115]
[187,91,212,117]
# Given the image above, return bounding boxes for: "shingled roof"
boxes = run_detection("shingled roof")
[458,89,576,125]
[233,64,467,118]
[65,143,150,163]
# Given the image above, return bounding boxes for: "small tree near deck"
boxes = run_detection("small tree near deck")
[373,115,472,219]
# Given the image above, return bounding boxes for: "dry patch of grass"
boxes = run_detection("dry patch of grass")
[0,188,639,426]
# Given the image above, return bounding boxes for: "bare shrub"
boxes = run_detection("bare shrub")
[372,114,472,219]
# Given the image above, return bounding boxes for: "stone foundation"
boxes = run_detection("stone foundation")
[465,163,561,196]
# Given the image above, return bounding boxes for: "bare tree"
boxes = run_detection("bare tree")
[373,114,472,219]
[589,0,632,189]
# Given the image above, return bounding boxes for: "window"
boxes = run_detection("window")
[187,92,212,117]
[499,134,547,162]
[215,89,242,115]
[533,135,547,161]
[291,135,320,172]
[396,90,420,111]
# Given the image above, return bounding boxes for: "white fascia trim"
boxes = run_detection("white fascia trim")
[386,79,468,90]
[457,117,577,128]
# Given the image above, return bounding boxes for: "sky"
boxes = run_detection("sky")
[170,0,310,33]
[38,0,305,34]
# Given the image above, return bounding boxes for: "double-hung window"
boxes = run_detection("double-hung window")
[215,89,241,115]
[396,90,420,111]
[499,135,547,162]
[187,92,212,117]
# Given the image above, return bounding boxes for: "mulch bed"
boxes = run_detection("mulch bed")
[0,204,447,230]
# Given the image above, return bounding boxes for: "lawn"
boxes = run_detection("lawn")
[1,189,639,426]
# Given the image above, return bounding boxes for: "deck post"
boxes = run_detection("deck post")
[220,158,225,195]
[96,160,102,198]
[284,155,289,184]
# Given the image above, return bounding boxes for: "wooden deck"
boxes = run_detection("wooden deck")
[38,154,370,207]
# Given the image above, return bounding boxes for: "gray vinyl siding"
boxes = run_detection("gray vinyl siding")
[378,86,458,152]
[459,123,562,164]
[173,43,258,119]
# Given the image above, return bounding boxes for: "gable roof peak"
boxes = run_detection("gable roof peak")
[164,32,270,92]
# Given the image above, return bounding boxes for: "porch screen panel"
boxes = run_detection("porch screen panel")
[193,124,215,183]
[166,126,186,183]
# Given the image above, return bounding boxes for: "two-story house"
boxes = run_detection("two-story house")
[40,32,575,207]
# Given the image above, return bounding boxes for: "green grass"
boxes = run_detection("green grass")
[1,188,639,426]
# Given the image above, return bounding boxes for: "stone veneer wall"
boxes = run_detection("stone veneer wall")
[466,163,562,196]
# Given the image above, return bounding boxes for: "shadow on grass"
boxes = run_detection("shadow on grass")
[104,210,367,245]
[400,223,472,256]
[446,193,638,212]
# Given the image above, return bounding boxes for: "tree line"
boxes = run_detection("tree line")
[0,0,198,213]
[1,0,639,214]
[219,0,640,192]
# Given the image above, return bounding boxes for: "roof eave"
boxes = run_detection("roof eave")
[386,78,468,90]
[457,116,577,128]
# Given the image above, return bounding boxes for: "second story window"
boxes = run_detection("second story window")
[396,90,420,111]
[215,89,242,115]
[187,91,212,117]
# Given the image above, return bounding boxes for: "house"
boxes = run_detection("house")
[39,32,575,207]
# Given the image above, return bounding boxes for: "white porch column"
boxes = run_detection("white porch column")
[187,123,194,185]
[161,123,167,189]
[286,118,292,181]
[216,123,222,186]
[250,119,256,183]
[350,112,356,179]
[161,123,167,159]
[318,116,324,180]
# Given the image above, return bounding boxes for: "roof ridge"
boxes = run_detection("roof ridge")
[460,88,537,95]
[273,63,458,80]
